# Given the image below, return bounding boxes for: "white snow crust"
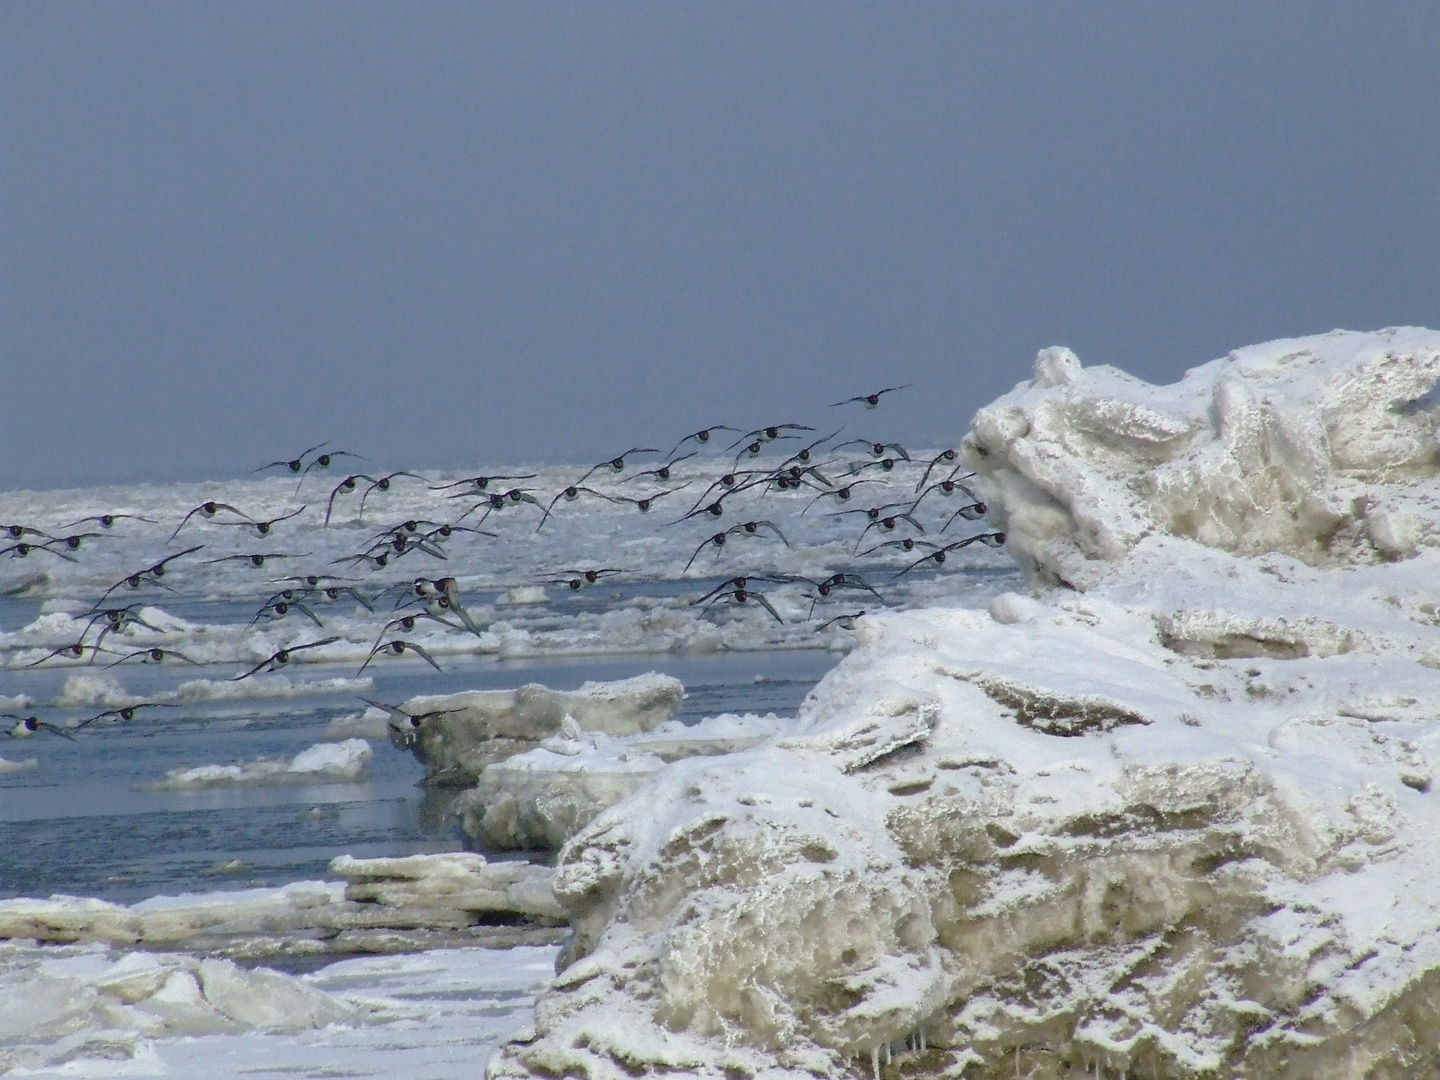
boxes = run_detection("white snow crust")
[136,739,373,790]
[490,330,1440,1080]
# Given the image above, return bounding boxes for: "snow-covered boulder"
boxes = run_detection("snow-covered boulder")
[490,330,1440,1080]
[392,673,686,785]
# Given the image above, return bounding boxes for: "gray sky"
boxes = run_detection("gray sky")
[3,2,1438,491]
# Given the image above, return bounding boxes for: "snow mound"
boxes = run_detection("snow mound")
[395,672,686,785]
[138,739,372,790]
[0,756,37,774]
[966,328,1440,585]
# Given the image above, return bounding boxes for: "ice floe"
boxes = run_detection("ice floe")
[137,739,374,790]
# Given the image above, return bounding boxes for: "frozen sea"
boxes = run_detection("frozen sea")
[0,448,1017,1075]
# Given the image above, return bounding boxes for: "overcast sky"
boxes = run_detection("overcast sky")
[3,2,1438,491]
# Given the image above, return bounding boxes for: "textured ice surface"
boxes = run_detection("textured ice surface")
[491,330,1440,1080]
[0,852,561,951]
[966,327,1440,585]
[0,941,556,1077]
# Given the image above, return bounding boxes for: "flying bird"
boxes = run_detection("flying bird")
[830,384,912,408]
[233,637,340,681]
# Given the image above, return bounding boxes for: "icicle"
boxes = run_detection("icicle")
[1015,1045,1020,1079]
[872,1046,880,1080]
[919,1028,926,1052]
[884,1041,892,1065]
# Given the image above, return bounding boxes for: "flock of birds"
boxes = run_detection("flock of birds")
[4,385,1004,742]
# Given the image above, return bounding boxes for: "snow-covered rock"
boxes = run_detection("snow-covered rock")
[490,330,1440,1080]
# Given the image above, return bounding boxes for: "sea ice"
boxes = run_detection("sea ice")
[137,738,373,790]
[490,329,1440,1080]
[393,672,686,785]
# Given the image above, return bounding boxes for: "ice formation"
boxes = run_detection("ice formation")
[0,940,558,1076]
[138,738,373,790]
[393,672,686,785]
[490,330,1440,1080]
[457,713,801,851]
[0,853,562,955]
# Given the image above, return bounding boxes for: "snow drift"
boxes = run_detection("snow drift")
[490,329,1440,1080]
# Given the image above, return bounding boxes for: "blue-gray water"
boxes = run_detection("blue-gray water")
[0,633,838,904]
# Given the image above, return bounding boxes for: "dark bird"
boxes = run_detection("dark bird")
[255,444,338,475]
[801,480,879,514]
[830,384,912,408]
[75,703,181,729]
[95,546,203,605]
[731,435,798,467]
[834,439,911,461]
[603,488,686,514]
[3,524,55,541]
[815,611,866,632]
[539,486,623,530]
[688,574,790,607]
[247,592,324,630]
[853,513,926,551]
[203,552,310,569]
[700,588,784,625]
[25,642,104,667]
[54,532,105,551]
[454,489,546,526]
[356,472,425,520]
[909,473,979,512]
[894,533,1006,577]
[5,714,76,740]
[297,449,365,483]
[777,430,841,470]
[61,514,157,530]
[170,501,251,541]
[857,537,940,558]
[913,450,960,493]
[939,502,989,532]
[1,541,77,562]
[234,637,341,681]
[666,426,742,459]
[726,424,814,451]
[103,647,202,669]
[432,473,537,495]
[575,448,661,485]
[547,568,624,590]
[357,639,443,676]
[218,506,306,537]
[360,698,462,744]
[623,453,695,483]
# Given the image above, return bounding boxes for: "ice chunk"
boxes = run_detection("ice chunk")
[393,672,685,785]
[138,738,372,790]
[966,328,1440,583]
